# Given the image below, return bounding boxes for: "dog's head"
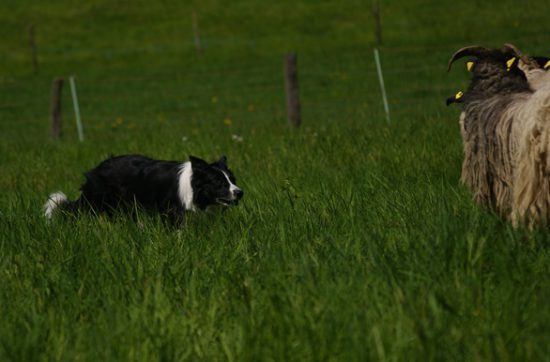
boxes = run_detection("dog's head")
[189,155,243,210]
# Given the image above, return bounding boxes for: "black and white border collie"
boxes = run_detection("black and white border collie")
[44,154,243,225]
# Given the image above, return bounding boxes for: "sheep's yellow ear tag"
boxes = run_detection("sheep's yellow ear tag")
[466,61,475,72]
[506,57,516,71]
[446,91,464,106]
[545,60,550,70]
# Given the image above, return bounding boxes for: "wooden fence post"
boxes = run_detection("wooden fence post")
[50,77,63,140]
[284,53,301,127]
[29,25,39,73]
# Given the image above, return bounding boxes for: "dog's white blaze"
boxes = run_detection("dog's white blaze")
[44,191,67,220]
[178,162,196,211]
[219,170,241,196]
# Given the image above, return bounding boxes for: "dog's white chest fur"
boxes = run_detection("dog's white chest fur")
[178,162,196,211]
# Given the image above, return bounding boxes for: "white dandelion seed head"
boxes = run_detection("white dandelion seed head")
[231,134,243,142]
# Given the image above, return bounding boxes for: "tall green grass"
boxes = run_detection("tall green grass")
[1,0,549,360]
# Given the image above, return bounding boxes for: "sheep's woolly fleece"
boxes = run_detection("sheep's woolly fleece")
[449,45,550,227]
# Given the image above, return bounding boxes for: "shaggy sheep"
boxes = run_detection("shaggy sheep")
[447,44,550,226]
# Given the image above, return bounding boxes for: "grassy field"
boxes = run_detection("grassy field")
[1,0,549,360]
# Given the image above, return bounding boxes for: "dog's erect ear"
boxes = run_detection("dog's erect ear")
[214,155,227,167]
[189,155,209,169]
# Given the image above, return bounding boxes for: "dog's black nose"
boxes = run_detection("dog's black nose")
[233,189,244,200]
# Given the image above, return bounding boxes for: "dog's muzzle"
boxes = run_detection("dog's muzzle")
[233,189,244,200]
[216,188,244,206]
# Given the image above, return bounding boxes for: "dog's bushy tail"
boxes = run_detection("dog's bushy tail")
[44,191,79,220]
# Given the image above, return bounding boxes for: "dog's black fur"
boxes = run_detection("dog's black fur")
[44,154,243,225]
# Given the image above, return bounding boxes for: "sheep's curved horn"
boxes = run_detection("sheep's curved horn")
[502,43,523,57]
[503,43,536,68]
[447,46,490,72]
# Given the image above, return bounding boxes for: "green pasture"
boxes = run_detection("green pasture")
[1,0,549,360]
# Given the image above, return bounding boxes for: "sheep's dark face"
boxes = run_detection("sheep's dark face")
[533,56,550,70]
[447,45,532,105]
[465,52,530,101]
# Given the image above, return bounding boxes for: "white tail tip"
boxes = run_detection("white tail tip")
[44,192,67,219]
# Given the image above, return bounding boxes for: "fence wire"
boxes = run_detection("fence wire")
[0,44,483,132]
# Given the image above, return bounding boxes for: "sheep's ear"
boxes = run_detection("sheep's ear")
[446,91,464,106]
[533,56,550,70]
[506,57,517,71]
[189,155,209,169]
